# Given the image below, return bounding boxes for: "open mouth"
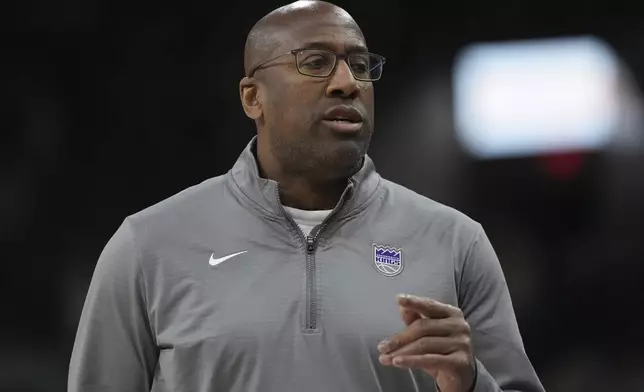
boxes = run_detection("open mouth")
[321,118,363,133]
[322,105,364,132]
[327,117,359,123]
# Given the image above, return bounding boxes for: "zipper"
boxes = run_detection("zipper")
[275,181,354,332]
[303,223,330,331]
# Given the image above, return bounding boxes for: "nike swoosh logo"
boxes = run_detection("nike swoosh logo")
[209,250,248,267]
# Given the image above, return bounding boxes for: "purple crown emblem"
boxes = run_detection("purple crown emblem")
[373,243,403,277]
[375,248,401,259]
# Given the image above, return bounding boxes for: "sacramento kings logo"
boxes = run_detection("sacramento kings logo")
[372,243,403,277]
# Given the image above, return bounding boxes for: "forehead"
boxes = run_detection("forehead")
[275,15,367,53]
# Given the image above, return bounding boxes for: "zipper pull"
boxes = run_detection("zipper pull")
[306,236,316,253]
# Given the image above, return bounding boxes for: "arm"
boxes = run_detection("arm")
[68,219,158,392]
[458,224,545,392]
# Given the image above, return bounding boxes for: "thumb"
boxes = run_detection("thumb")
[397,293,422,326]
[399,304,421,326]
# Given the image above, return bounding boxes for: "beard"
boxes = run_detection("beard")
[268,119,372,182]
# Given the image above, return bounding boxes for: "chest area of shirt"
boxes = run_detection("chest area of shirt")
[149,233,457,346]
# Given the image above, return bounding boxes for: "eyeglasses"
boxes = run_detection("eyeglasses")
[248,48,386,82]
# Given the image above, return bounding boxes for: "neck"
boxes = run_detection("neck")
[275,177,345,210]
[256,139,347,211]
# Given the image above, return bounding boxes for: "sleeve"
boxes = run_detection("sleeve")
[457,224,546,392]
[68,219,158,392]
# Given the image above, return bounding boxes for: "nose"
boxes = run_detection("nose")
[325,59,360,99]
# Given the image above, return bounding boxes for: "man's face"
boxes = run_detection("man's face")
[256,13,376,181]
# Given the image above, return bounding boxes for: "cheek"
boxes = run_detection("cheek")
[269,86,319,126]
[361,84,375,106]
[359,85,375,124]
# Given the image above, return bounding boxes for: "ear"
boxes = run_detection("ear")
[239,76,263,120]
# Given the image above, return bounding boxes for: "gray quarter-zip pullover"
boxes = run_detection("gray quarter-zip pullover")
[69,137,545,392]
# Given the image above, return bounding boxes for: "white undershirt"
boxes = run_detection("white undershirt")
[283,206,332,237]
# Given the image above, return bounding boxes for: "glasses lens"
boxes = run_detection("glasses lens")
[296,50,337,77]
[296,49,384,80]
[349,53,383,81]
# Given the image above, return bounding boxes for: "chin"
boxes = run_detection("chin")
[319,142,367,178]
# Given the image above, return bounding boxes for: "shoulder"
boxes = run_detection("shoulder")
[124,172,231,240]
[378,178,482,241]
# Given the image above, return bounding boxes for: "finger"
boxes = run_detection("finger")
[391,336,464,357]
[399,304,421,326]
[378,336,456,366]
[390,352,469,370]
[397,294,462,319]
[378,319,460,354]
[378,317,426,355]
[378,317,468,355]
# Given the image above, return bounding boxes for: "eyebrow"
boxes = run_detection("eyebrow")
[299,41,369,53]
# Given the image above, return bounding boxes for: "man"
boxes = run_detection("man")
[69,1,545,391]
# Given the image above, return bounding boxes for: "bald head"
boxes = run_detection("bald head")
[244,1,363,76]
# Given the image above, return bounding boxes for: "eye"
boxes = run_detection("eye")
[350,54,371,75]
[300,54,333,69]
[351,61,368,73]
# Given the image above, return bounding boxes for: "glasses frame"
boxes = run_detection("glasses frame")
[247,47,386,81]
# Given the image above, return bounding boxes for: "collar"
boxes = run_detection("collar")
[228,136,381,218]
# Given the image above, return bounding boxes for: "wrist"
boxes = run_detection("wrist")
[433,359,478,392]
[464,358,478,392]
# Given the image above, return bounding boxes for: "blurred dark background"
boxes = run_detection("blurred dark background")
[3,1,644,391]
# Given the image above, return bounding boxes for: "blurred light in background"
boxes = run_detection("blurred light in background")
[452,36,622,159]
